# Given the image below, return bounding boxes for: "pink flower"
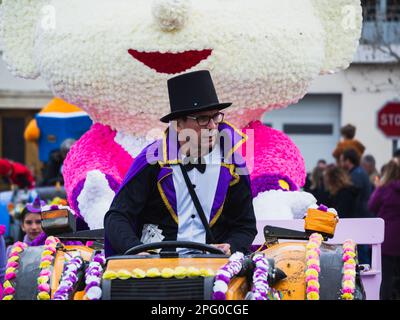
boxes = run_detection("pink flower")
[38,283,51,292]
[4,287,15,295]
[305,275,318,282]
[5,272,16,280]
[41,255,54,262]
[342,287,354,294]
[40,269,52,277]
[306,286,319,293]
[6,261,19,268]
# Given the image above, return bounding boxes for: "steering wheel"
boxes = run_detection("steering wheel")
[124,241,225,255]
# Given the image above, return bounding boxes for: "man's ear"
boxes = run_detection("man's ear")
[0,0,50,78]
[310,0,363,75]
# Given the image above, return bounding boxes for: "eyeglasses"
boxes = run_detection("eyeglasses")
[186,112,224,126]
[24,220,41,225]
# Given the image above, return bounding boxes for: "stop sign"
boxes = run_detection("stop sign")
[377,102,400,138]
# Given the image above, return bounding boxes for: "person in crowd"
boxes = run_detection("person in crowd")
[340,149,373,218]
[0,225,6,296]
[323,165,357,218]
[361,154,380,187]
[0,159,35,189]
[394,149,400,161]
[368,158,400,300]
[303,160,326,193]
[317,159,327,169]
[340,148,373,265]
[5,198,46,260]
[333,124,365,163]
[309,165,330,205]
[40,138,76,186]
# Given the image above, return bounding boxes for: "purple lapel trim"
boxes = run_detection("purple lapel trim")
[157,167,178,223]
[116,140,161,195]
[209,165,232,225]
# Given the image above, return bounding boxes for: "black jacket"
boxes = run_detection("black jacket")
[104,163,257,255]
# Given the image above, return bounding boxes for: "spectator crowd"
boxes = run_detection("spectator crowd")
[305,124,400,300]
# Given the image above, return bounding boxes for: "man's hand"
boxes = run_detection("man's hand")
[211,243,231,255]
[137,252,151,256]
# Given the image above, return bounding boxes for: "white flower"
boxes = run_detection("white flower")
[213,280,228,293]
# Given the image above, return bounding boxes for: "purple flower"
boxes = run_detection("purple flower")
[212,291,226,300]
[215,274,231,283]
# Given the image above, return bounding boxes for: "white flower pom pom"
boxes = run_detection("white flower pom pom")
[86,286,102,300]
[213,280,228,293]
[151,0,191,31]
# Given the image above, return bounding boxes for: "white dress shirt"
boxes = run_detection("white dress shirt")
[172,146,221,251]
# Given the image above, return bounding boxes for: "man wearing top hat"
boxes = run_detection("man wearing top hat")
[104,70,257,256]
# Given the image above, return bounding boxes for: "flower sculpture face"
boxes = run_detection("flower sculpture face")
[1,0,362,134]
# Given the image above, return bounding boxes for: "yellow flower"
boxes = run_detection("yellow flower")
[11,247,23,253]
[344,269,356,276]
[103,270,117,280]
[341,293,354,300]
[41,250,53,257]
[305,269,318,277]
[161,268,175,278]
[8,256,19,262]
[306,250,318,258]
[307,280,320,289]
[3,281,12,288]
[146,268,161,278]
[2,295,14,300]
[39,261,51,269]
[37,276,49,285]
[200,268,215,277]
[5,267,16,274]
[346,259,356,265]
[174,266,187,279]
[37,292,50,300]
[306,242,318,249]
[307,292,319,300]
[306,259,320,266]
[117,269,132,280]
[343,280,355,289]
[187,267,201,277]
[132,268,146,279]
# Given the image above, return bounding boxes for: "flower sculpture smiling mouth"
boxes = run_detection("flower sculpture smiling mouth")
[128,49,213,74]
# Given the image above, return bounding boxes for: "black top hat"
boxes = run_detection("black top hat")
[160,70,232,123]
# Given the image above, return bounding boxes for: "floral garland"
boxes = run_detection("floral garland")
[83,253,106,300]
[212,252,244,300]
[2,242,28,300]
[305,233,323,300]
[341,239,357,300]
[37,236,60,300]
[251,253,282,300]
[102,266,215,281]
[53,255,84,300]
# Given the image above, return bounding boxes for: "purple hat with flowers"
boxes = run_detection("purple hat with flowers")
[26,196,46,213]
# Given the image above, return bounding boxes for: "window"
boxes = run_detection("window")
[362,0,378,21]
[283,124,334,135]
[387,0,400,21]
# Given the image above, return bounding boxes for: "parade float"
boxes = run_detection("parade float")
[0,0,378,300]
